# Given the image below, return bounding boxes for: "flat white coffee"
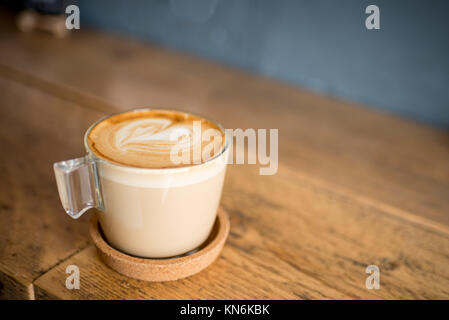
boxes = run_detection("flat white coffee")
[86,109,228,258]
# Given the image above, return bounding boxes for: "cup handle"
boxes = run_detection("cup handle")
[53,156,103,219]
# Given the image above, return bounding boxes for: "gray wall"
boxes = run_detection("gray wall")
[78,0,449,128]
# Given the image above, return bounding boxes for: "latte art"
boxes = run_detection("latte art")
[87,110,225,168]
[115,119,193,153]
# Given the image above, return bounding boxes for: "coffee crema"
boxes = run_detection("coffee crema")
[87,110,225,168]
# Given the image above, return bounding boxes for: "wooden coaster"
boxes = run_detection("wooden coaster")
[89,207,230,282]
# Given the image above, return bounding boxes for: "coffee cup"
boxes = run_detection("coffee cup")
[54,108,229,258]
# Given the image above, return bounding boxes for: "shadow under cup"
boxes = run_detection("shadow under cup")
[55,109,229,259]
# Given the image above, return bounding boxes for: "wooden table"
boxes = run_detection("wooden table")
[1,10,449,299]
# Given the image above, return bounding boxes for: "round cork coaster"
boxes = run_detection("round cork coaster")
[89,207,230,282]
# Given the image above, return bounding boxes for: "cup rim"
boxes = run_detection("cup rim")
[83,107,229,173]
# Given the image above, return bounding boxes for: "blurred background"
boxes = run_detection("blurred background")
[1,0,449,300]
[2,0,449,128]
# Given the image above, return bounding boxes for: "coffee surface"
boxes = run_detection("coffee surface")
[87,110,225,168]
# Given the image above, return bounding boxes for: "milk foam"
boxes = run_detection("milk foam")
[87,110,225,169]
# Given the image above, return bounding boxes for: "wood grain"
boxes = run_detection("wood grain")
[34,164,449,299]
[0,9,448,300]
[0,76,105,299]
